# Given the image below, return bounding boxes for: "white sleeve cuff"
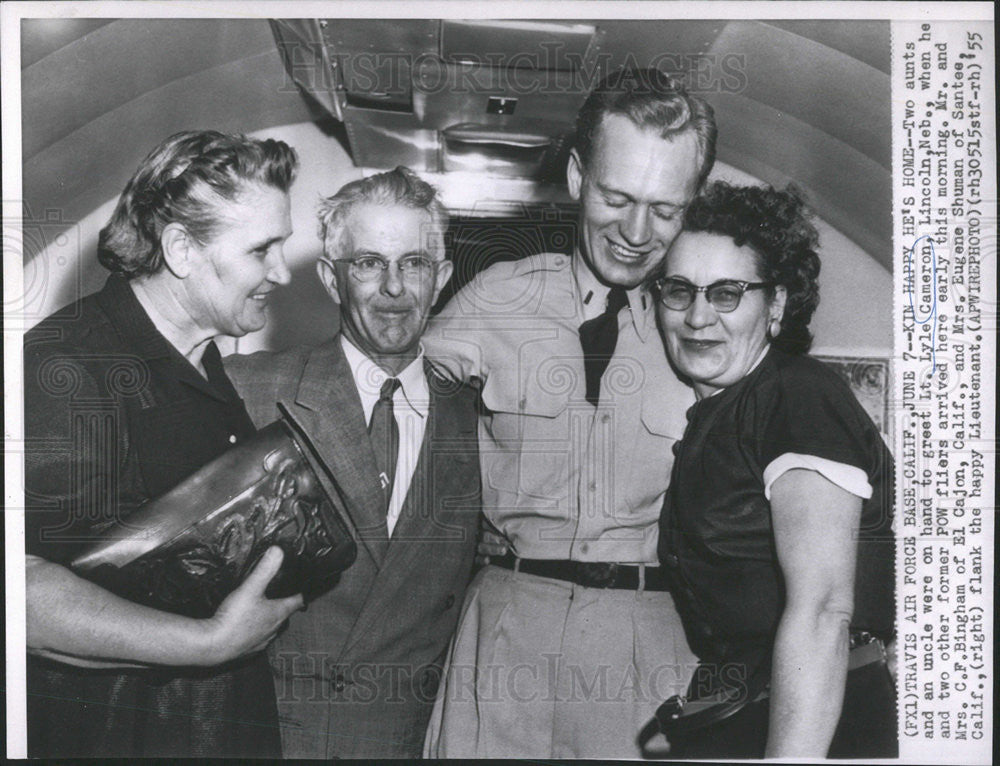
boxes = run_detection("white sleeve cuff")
[763,453,873,501]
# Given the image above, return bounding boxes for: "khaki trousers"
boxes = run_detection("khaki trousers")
[424,564,697,758]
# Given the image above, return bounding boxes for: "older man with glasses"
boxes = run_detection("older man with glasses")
[224,166,482,759]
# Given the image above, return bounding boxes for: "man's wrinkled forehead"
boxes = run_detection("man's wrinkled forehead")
[342,202,445,258]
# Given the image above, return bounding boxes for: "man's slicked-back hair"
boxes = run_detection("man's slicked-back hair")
[317,166,448,261]
[575,68,717,189]
[97,130,298,278]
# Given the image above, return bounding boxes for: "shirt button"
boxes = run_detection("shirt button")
[601,413,611,423]
[332,672,347,692]
[580,542,589,553]
[518,397,527,411]
[664,554,679,568]
[228,434,237,444]
[588,481,597,492]
[444,594,456,610]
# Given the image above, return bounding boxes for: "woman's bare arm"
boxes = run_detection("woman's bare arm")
[765,468,862,757]
[26,547,302,668]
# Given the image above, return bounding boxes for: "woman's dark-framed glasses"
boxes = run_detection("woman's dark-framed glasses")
[333,255,438,282]
[655,277,773,313]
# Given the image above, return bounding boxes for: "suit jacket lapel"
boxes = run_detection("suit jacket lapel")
[291,339,390,567]
[340,364,475,657]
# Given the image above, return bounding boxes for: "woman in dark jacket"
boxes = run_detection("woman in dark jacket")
[24,130,303,757]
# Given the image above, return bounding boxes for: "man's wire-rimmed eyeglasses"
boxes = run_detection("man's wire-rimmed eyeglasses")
[332,255,439,282]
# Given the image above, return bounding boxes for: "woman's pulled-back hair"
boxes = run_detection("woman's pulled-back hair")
[97,130,298,278]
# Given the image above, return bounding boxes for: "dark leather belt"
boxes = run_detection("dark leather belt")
[492,553,670,591]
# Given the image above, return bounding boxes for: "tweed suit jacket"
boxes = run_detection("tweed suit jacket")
[225,338,481,758]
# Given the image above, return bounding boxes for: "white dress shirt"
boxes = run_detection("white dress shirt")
[341,336,430,536]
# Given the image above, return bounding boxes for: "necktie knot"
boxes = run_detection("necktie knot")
[606,286,629,315]
[379,377,401,403]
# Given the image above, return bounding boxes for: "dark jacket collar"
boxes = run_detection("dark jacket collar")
[95,273,229,401]
[95,273,175,361]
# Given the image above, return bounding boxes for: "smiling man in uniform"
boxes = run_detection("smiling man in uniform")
[422,69,717,758]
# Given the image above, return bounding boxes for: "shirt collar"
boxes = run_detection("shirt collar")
[571,251,654,340]
[340,335,429,419]
[95,274,177,361]
[95,273,232,401]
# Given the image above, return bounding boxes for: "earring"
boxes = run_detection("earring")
[767,318,781,340]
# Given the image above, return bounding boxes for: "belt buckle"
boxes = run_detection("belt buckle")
[577,562,619,588]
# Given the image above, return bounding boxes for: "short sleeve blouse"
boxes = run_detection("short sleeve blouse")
[658,348,895,661]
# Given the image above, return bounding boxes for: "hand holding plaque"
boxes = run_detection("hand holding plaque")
[199,546,304,664]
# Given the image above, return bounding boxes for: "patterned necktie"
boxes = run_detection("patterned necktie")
[368,377,401,510]
[579,286,629,407]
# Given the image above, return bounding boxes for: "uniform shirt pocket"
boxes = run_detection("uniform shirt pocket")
[480,366,570,508]
[623,385,687,513]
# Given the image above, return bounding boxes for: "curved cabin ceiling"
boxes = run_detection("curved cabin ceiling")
[20,18,890,268]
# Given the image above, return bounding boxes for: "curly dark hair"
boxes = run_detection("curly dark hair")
[97,130,298,278]
[574,68,717,190]
[682,182,821,354]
